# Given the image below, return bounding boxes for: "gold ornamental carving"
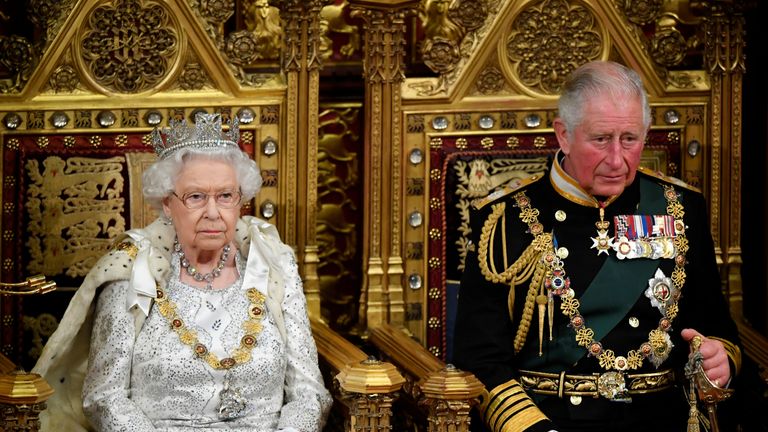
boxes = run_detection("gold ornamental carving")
[650,20,687,67]
[421,0,464,76]
[351,7,411,85]
[0,370,54,432]
[177,61,211,90]
[503,0,606,97]
[275,0,327,72]
[77,0,182,94]
[47,64,80,93]
[448,0,490,33]
[0,35,35,94]
[420,0,491,78]
[476,65,505,95]
[25,156,126,278]
[197,0,235,28]
[28,0,76,46]
[225,32,262,66]
[317,107,362,330]
[244,0,283,60]
[321,2,362,59]
[23,314,59,362]
[1,0,74,94]
[419,365,485,432]
[622,0,663,25]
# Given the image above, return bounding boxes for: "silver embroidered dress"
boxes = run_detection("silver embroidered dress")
[82,239,331,431]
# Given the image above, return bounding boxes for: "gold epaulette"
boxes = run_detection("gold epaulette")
[708,336,742,376]
[472,174,545,210]
[637,166,701,193]
[479,378,549,432]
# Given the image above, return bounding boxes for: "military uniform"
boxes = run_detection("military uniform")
[453,155,741,432]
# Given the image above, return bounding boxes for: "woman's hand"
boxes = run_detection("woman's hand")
[681,328,730,386]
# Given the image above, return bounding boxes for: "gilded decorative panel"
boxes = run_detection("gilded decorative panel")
[75,0,184,94]
[3,132,150,367]
[0,106,275,369]
[501,0,607,97]
[317,105,364,333]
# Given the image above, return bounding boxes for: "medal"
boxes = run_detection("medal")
[645,268,680,314]
[590,206,613,255]
[613,215,678,259]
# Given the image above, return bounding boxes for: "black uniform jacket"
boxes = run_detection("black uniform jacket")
[452,160,741,432]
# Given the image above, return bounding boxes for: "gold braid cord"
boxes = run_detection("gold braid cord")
[477,193,552,352]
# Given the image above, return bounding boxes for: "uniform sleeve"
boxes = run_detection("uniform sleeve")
[453,206,553,432]
[82,280,158,431]
[276,252,333,431]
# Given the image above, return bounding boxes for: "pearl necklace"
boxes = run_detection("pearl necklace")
[174,238,231,290]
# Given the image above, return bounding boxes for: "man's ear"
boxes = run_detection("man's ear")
[553,118,570,155]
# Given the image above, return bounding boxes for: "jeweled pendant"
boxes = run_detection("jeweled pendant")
[219,378,248,420]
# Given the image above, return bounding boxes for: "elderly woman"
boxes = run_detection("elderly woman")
[33,113,332,431]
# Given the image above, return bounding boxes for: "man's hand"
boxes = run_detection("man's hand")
[681,328,730,386]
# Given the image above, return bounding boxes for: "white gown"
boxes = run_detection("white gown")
[82,251,331,431]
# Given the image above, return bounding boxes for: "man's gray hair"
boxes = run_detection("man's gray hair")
[558,61,651,135]
[142,146,262,212]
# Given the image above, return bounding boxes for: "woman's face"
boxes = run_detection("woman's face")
[163,158,241,253]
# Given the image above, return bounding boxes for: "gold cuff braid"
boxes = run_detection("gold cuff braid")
[482,379,549,432]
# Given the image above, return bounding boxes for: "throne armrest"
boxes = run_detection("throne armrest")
[369,323,485,432]
[310,319,405,431]
[0,354,54,432]
[0,275,56,431]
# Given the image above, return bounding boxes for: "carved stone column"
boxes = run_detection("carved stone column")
[270,0,326,319]
[348,0,419,331]
[703,2,746,315]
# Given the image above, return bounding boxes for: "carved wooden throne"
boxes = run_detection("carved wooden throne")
[0,0,760,431]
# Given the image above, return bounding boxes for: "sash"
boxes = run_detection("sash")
[520,177,674,371]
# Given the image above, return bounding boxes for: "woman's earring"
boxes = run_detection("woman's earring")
[162,215,173,225]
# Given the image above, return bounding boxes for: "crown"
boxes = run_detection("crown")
[151,112,240,159]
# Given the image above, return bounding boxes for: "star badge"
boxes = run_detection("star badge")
[590,230,614,256]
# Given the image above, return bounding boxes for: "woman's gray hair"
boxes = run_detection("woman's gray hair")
[142,146,262,212]
[558,61,651,136]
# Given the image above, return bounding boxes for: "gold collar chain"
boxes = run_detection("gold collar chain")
[155,284,266,370]
[511,184,688,371]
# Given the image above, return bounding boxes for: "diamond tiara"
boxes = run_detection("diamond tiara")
[151,112,240,159]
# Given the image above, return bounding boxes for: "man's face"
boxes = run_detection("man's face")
[554,94,647,197]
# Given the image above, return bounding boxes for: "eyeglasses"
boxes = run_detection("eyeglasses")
[172,190,242,209]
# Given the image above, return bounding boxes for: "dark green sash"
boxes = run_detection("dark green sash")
[520,177,672,372]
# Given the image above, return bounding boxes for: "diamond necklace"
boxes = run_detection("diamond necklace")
[174,238,231,290]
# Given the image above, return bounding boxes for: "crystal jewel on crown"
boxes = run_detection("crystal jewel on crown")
[151,112,240,159]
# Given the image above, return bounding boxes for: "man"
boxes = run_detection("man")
[452,61,741,432]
